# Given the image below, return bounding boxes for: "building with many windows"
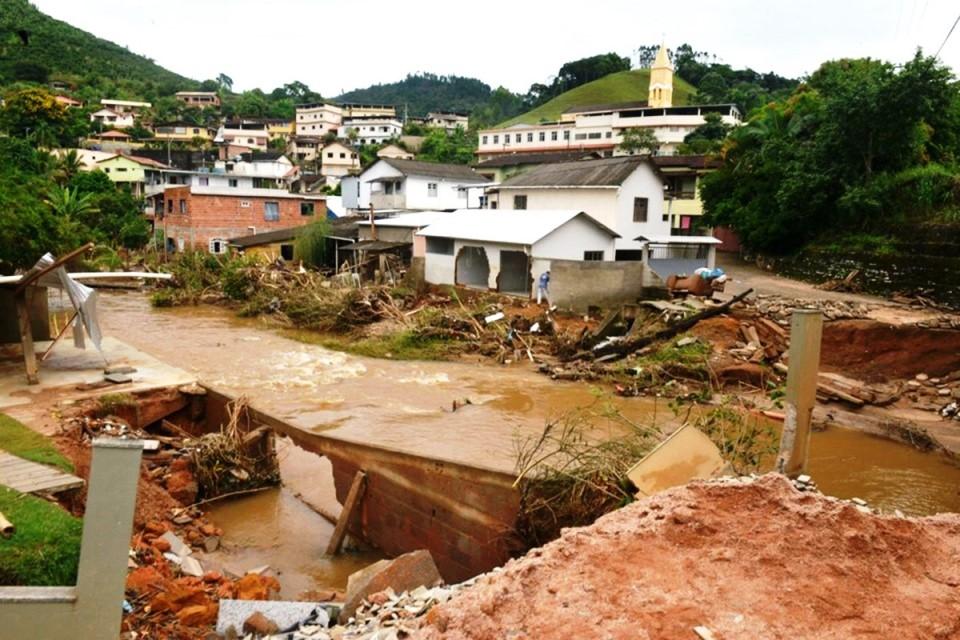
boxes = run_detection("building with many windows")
[338,116,402,146]
[476,43,740,159]
[426,111,469,132]
[175,91,221,108]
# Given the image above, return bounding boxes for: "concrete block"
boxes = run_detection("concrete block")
[339,549,441,623]
[216,599,328,636]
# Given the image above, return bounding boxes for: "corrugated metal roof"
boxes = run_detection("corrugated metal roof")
[357,211,450,228]
[562,100,648,114]
[497,156,646,188]
[378,158,485,182]
[474,150,602,168]
[417,209,619,245]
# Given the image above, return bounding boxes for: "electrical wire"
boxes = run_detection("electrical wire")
[934,11,960,57]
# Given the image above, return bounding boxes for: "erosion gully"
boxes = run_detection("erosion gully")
[98,292,960,593]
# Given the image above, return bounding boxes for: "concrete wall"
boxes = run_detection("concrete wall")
[358,226,414,243]
[550,260,664,311]
[495,188,618,230]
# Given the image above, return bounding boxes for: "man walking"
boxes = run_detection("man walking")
[537,269,550,305]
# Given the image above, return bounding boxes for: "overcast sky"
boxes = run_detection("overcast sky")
[31,0,960,96]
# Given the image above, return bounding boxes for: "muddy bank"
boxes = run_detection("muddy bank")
[414,475,960,640]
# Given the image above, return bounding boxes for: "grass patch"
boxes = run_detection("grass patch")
[94,393,137,417]
[500,69,697,126]
[284,329,459,361]
[0,414,73,473]
[0,486,82,586]
[811,232,900,257]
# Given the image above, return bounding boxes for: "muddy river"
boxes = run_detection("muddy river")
[97,292,960,589]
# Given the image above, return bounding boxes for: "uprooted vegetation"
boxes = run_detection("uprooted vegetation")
[512,395,779,548]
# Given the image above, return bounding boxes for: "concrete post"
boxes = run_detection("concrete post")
[74,439,143,638]
[776,309,823,477]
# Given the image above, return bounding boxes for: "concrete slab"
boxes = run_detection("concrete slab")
[0,452,84,494]
[0,337,193,410]
[216,599,328,635]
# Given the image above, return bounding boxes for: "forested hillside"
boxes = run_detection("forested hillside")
[335,73,492,117]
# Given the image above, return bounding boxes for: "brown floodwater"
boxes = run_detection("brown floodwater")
[94,292,960,588]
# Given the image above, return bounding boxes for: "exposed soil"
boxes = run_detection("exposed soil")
[820,320,960,382]
[415,475,960,640]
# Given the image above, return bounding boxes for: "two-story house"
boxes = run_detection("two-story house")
[320,141,360,185]
[356,158,486,211]
[492,155,719,272]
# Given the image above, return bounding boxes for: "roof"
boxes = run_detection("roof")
[497,156,646,188]
[376,158,484,182]
[229,227,304,247]
[97,154,171,169]
[357,211,450,229]
[474,150,602,168]
[183,186,325,200]
[101,99,151,107]
[634,235,722,245]
[417,209,619,245]
[562,100,649,115]
[340,240,410,252]
[651,155,722,170]
[238,150,288,163]
[96,130,131,139]
[175,91,218,96]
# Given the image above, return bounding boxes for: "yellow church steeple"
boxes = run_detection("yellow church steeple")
[648,42,674,108]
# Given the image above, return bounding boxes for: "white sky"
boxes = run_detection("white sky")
[31,0,960,96]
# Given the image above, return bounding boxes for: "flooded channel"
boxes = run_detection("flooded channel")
[95,292,960,585]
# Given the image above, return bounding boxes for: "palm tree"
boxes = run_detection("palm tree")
[29,121,58,150]
[45,185,99,246]
[54,150,83,186]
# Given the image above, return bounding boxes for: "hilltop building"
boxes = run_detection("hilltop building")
[175,91,221,108]
[475,43,740,159]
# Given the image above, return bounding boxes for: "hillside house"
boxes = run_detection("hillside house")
[357,158,486,210]
[215,122,270,151]
[158,186,325,253]
[377,144,414,160]
[175,91,221,108]
[295,102,343,137]
[96,154,171,197]
[152,122,216,143]
[651,154,721,235]
[90,108,135,129]
[320,141,360,183]
[417,209,617,296]
[227,217,359,267]
[338,116,402,146]
[357,211,450,244]
[100,99,151,117]
[427,111,469,132]
[473,150,601,184]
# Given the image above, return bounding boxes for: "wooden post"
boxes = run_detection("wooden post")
[776,309,823,477]
[15,289,38,385]
[326,470,366,556]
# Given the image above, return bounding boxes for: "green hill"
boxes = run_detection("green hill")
[336,73,492,118]
[499,69,697,127]
[0,0,194,93]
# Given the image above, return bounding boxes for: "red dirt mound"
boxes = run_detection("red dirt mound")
[821,320,960,382]
[414,475,960,640]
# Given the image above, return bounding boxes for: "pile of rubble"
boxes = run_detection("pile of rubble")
[747,294,874,322]
[906,372,960,417]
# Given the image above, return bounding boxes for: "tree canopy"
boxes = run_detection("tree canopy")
[701,52,960,254]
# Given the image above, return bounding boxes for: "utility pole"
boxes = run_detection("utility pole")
[775,309,823,477]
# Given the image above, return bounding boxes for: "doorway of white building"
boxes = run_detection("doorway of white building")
[498,250,531,296]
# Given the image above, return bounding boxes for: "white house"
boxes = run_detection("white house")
[417,209,618,296]
[427,111,469,132]
[215,123,270,151]
[90,108,135,129]
[339,117,402,146]
[376,144,414,160]
[357,158,486,210]
[491,155,671,258]
[295,102,343,137]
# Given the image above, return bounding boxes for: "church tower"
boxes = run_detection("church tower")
[648,42,674,108]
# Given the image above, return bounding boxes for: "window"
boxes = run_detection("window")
[192,128,200,134]
[662,213,670,222]
[526,133,533,142]
[280,244,295,261]
[563,130,570,140]
[493,135,499,144]
[539,132,545,142]
[240,200,251,208]
[427,182,438,197]
[300,202,315,216]
[228,178,238,187]
[179,199,186,214]
[574,133,587,140]
[588,132,602,139]
[339,152,345,159]
[199,176,209,186]
[490,200,498,209]
[117,167,128,172]
[426,237,454,255]
[482,135,488,144]
[584,251,604,261]
[327,152,333,158]
[513,195,527,209]
[605,131,612,138]
[209,238,227,254]
[167,199,173,213]
[264,201,280,221]
[515,133,521,143]
[633,197,648,222]
[551,131,558,141]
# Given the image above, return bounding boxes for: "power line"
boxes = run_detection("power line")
[935,11,960,58]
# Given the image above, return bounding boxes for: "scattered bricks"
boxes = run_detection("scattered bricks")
[339,549,442,623]
[165,469,199,505]
[176,602,219,627]
[125,566,165,595]
[236,573,281,601]
[152,537,172,553]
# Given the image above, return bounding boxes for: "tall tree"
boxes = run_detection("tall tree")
[618,127,661,155]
